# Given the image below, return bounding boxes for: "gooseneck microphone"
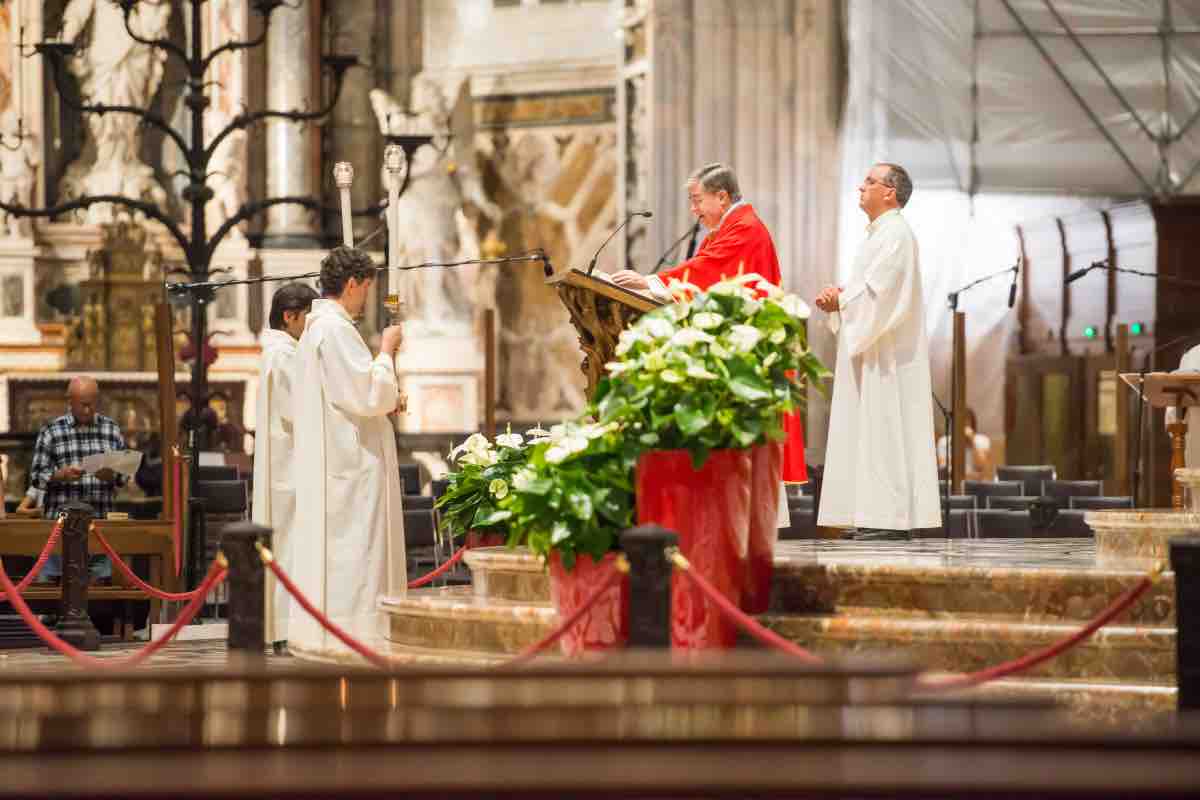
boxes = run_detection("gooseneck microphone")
[652,221,700,274]
[1007,257,1020,308]
[587,210,652,276]
[1066,260,1105,284]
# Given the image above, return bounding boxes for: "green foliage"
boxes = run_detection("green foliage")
[434,430,534,539]
[499,421,639,570]
[593,275,830,468]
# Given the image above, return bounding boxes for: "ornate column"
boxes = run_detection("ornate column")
[618,0,844,460]
[264,0,319,246]
[323,0,379,242]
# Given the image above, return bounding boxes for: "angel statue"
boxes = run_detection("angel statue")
[0,110,39,238]
[370,77,502,338]
[57,0,171,223]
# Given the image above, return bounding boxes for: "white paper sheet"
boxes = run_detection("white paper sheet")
[78,449,142,476]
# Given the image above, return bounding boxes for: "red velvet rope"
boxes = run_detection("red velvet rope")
[407,545,469,590]
[915,575,1154,691]
[0,554,226,669]
[267,558,395,668]
[674,560,825,665]
[4,516,65,594]
[90,523,210,602]
[503,564,625,667]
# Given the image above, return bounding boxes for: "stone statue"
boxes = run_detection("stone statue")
[204,109,248,242]
[369,78,502,337]
[58,0,171,224]
[0,110,39,238]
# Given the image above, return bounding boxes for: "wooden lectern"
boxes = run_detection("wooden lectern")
[1121,371,1200,509]
[546,269,664,398]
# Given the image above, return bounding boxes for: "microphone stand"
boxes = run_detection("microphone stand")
[652,223,698,274]
[944,263,1018,496]
[1069,261,1200,289]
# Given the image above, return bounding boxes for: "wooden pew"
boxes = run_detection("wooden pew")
[0,519,180,636]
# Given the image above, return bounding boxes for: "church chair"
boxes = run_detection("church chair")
[1041,509,1094,537]
[192,479,247,517]
[1069,495,1134,510]
[195,464,238,483]
[996,465,1056,498]
[431,478,450,502]
[972,509,1033,538]
[1042,479,1102,504]
[399,464,421,496]
[962,479,1024,507]
[943,494,976,510]
[986,495,1039,511]
[914,508,969,538]
[788,494,815,512]
[403,494,434,511]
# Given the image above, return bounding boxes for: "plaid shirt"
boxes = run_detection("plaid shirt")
[29,413,127,519]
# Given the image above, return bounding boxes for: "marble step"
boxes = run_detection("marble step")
[381,587,556,654]
[760,614,1174,683]
[963,678,1176,729]
[462,545,1175,627]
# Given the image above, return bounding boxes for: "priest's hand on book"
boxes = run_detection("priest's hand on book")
[611,270,649,291]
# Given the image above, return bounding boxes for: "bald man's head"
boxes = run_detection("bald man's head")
[67,376,99,426]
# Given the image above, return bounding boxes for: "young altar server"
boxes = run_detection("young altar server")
[611,162,807,487]
[814,162,940,540]
[252,282,317,651]
[289,247,407,658]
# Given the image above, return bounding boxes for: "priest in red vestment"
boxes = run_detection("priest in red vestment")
[611,162,806,484]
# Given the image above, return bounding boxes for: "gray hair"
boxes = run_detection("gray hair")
[688,163,742,202]
[877,162,913,207]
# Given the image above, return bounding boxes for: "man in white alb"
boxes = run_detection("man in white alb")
[289,246,407,658]
[253,282,317,652]
[814,162,940,540]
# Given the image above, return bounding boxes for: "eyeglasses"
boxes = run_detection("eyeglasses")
[863,176,893,188]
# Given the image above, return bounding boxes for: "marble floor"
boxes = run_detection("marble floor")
[776,537,1122,572]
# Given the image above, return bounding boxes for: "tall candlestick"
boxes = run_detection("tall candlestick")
[332,161,354,247]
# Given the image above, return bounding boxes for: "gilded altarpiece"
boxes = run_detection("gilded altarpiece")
[66,222,164,372]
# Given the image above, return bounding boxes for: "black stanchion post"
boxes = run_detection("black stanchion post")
[1171,537,1200,710]
[56,502,100,651]
[188,497,208,595]
[221,522,272,655]
[620,525,677,648]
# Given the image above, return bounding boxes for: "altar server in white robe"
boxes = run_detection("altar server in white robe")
[289,246,406,657]
[253,282,317,649]
[814,162,940,540]
[1165,343,1200,470]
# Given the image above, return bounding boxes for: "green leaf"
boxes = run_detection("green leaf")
[727,360,772,402]
[674,392,715,436]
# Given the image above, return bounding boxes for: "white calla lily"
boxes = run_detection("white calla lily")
[728,324,763,352]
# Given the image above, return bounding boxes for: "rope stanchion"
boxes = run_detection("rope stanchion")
[90,522,210,602]
[915,568,1160,692]
[502,557,628,667]
[407,544,469,590]
[4,515,65,595]
[669,549,825,665]
[259,543,394,669]
[0,553,226,669]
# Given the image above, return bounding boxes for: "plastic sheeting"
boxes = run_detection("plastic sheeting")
[833,1,1194,443]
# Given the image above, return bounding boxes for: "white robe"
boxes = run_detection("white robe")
[818,208,940,531]
[289,299,406,658]
[252,328,300,644]
[1165,344,1200,469]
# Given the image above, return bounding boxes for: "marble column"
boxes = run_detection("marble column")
[264,0,319,246]
[618,0,844,462]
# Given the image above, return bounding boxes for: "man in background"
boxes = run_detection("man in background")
[28,376,127,581]
[253,282,318,651]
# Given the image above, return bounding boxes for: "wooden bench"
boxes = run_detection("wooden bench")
[0,519,181,637]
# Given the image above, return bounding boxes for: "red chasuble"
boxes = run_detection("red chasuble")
[657,204,807,484]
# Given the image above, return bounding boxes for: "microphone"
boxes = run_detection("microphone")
[588,210,652,276]
[652,221,699,274]
[1066,260,1105,284]
[1007,258,1020,308]
[538,249,554,278]
[684,221,702,259]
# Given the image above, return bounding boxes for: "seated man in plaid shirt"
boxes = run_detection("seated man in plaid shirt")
[28,376,128,584]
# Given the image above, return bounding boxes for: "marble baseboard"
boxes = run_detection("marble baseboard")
[465,547,550,603]
[963,679,1177,731]
[381,587,555,654]
[1085,510,1200,566]
[761,615,1175,683]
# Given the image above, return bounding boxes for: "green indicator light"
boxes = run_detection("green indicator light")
[1084,326,1097,339]
[1130,322,1144,335]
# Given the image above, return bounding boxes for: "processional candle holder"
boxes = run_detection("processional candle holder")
[384,143,409,414]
